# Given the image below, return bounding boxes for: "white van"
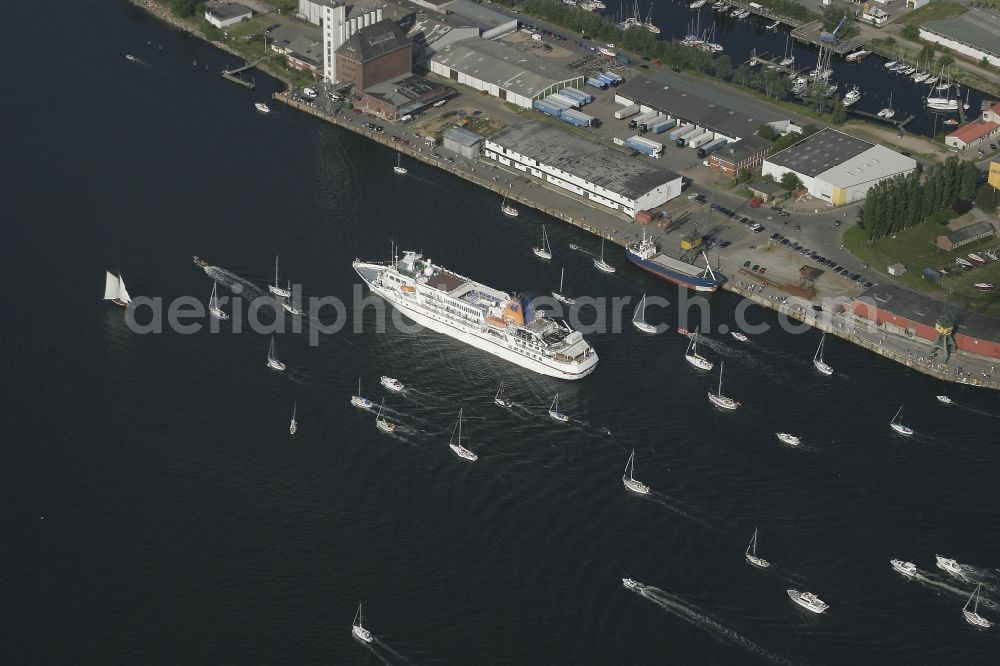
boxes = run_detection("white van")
[303,87,317,98]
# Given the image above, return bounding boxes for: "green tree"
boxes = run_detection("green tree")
[901,24,920,41]
[713,54,733,80]
[780,172,803,191]
[976,183,1000,212]
[757,124,778,141]
[937,54,955,69]
[831,100,847,124]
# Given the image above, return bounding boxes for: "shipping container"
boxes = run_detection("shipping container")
[532,99,563,118]
[625,136,663,158]
[561,109,594,127]
[668,123,693,141]
[695,138,728,158]
[586,77,608,90]
[561,87,593,105]
[674,126,703,147]
[688,132,715,149]
[650,118,677,134]
[614,104,640,120]
[545,93,578,110]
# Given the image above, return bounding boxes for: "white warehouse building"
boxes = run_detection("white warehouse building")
[484,122,683,218]
[918,9,1000,68]
[430,39,583,110]
[761,128,916,206]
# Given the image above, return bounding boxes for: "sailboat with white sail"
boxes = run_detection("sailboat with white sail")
[268,255,291,298]
[632,294,658,334]
[594,238,616,273]
[501,185,519,218]
[494,382,513,408]
[548,393,569,423]
[963,584,993,628]
[103,270,132,307]
[685,327,713,370]
[375,399,396,433]
[622,449,650,495]
[393,153,407,175]
[289,402,298,435]
[532,225,553,260]
[448,408,478,461]
[351,602,374,642]
[209,281,230,320]
[813,333,833,375]
[707,361,739,410]
[552,267,576,305]
[266,335,286,371]
[890,404,913,436]
[643,1,660,33]
[745,527,770,568]
[351,377,374,409]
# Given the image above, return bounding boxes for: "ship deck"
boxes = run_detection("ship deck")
[650,252,705,278]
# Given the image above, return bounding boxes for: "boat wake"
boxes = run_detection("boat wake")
[627,584,792,664]
[647,492,730,533]
[203,265,265,298]
[356,640,395,666]
[952,402,1000,418]
[915,569,999,606]
[693,336,791,379]
[373,638,416,664]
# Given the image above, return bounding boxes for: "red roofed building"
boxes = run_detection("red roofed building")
[945,120,1000,150]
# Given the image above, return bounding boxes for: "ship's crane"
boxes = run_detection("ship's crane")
[820,16,848,43]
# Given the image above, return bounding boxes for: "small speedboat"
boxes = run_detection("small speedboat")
[126,54,138,62]
[380,376,405,392]
[731,331,748,342]
[936,555,963,576]
[622,577,640,590]
[968,253,987,265]
[891,559,918,578]
[936,395,953,405]
[787,589,829,614]
[255,102,271,114]
[956,257,973,268]
[975,282,995,292]
[776,433,801,446]
[193,256,209,268]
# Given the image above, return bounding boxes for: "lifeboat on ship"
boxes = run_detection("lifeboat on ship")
[400,283,416,294]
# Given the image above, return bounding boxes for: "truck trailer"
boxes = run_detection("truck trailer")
[561,109,595,127]
[586,77,608,90]
[532,99,563,118]
[674,126,703,146]
[668,123,693,141]
[629,110,660,129]
[650,118,677,134]
[688,132,715,149]
[638,114,666,132]
[547,93,579,109]
[561,87,593,105]
[625,136,663,158]
[614,103,640,119]
[602,71,624,85]
[696,138,728,158]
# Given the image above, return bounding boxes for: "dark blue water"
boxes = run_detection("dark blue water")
[605,0,984,138]
[3,1,999,663]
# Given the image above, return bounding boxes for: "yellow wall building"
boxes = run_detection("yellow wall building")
[989,161,1000,190]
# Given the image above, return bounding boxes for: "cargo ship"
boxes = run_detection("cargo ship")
[353,251,598,380]
[625,233,725,292]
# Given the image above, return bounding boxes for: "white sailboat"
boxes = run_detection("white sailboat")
[375,399,396,433]
[266,336,286,371]
[532,225,553,260]
[877,92,896,120]
[268,255,291,298]
[548,393,569,423]
[351,377,374,409]
[552,267,576,304]
[813,333,834,376]
[289,402,298,435]
[501,185,518,218]
[685,327,713,370]
[281,280,303,316]
[963,584,992,628]
[494,381,513,408]
[209,281,230,320]
[622,449,650,495]
[745,527,770,568]
[593,238,616,274]
[393,153,407,175]
[103,270,132,307]
[351,602,374,643]
[448,408,478,461]
[890,404,913,436]
[632,294,658,334]
[707,361,739,410]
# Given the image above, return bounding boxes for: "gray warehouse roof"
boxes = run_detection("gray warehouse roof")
[207,2,252,19]
[940,221,996,245]
[440,0,516,32]
[616,76,784,140]
[444,126,484,147]
[766,128,873,178]
[490,121,681,200]
[922,9,1000,57]
[857,283,1000,344]
[432,39,580,99]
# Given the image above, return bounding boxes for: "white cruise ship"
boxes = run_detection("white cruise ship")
[353,252,598,380]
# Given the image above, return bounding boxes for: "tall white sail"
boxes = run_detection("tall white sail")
[104,271,119,300]
[117,274,131,304]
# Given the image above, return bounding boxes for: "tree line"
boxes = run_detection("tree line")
[861,156,978,242]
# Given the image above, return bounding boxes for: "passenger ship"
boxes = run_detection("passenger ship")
[353,252,598,380]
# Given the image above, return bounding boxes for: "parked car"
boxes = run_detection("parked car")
[750,198,762,208]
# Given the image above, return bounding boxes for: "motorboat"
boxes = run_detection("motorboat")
[266,336,286,371]
[745,527,770,568]
[193,256,209,268]
[776,433,801,446]
[968,253,987,265]
[594,238,616,274]
[842,86,861,107]
[686,328,713,371]
[548,393,569,423]
[632,294,658,334]
[533,225,553,260]
[890,559,917,578]
[255,102,270,113]
[890,404,913,436]
[126,54,138,62]
[622,449,650,495]
[956,257,973,268]
[289,402,298,435]
[352,603,373,643]
[813,333,834,376]
[707,361,738,410]
[375,399,396,433]
[936,555,963,576]
[963,584,993,628]
[622,577,640,590]
[730,331,748,342]
[380,376,405,392]
[351,377,374,410]
[599,46,617,57]
[448,408,478,462]
[936,395,953,404]
[787,589,829,614]
[494,382,513,408]
[975,282,995,292]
